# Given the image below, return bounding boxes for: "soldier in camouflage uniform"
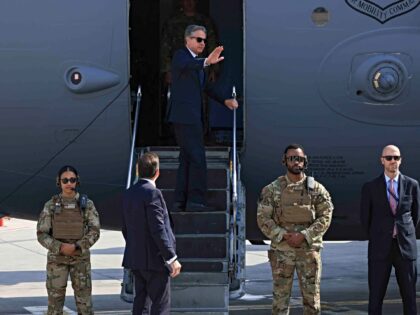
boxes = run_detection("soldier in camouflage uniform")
[161,0,218,84]
[257,144,334,315]
[37,165,100,315]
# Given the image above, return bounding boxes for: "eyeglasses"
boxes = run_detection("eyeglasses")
[190,36,207,44]
[61,177,77,184]
[382,156,401,161]
[286,156,306,163]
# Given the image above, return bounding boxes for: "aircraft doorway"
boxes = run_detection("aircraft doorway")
[129,0,244,147]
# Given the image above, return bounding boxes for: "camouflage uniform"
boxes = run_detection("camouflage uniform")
[257,175,333,315]
[37,193,100,315]
[160,12,218,74]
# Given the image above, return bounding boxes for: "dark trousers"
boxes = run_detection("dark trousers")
[368,239,417,315]
[132,269,170,315]
[173,123,207,205]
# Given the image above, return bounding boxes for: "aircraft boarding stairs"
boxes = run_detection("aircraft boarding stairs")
[121,146,245,315]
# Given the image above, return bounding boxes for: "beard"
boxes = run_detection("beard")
[287,165,303,175]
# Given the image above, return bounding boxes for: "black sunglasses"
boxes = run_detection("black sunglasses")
[382,155,401,161]
[61,177,77,184]
[190,36,207,44]
[286,156,306,163]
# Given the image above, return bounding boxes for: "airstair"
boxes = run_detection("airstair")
[145,147,245,314]
[121,87,245,314]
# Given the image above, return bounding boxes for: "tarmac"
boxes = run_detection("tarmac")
[0,217,419,314]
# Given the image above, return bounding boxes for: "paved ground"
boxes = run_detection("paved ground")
[0,218,419,314]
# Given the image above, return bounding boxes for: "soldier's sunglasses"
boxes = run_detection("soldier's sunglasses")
[61,177,77,184]
[382,155,401,161]
[190,36,207,44]
[286,156,306,163]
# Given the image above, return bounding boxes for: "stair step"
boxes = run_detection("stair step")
[158,162,230,169]
[144,146,230,160]
[163,190,229,211]
[171,312,227,315]
[156,168,229,189]
[177,259,228,272]
[176,235,228,259]
[172,212,228,234]
[173,272,228,285]
[171,284,229,310]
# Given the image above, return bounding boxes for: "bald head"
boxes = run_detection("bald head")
[380,144,402,178]
[381,145,400,157]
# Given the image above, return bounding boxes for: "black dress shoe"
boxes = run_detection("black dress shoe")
[185,202,215,212]
[172,202,185,212]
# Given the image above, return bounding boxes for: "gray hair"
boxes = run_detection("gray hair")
[184,25,207,38]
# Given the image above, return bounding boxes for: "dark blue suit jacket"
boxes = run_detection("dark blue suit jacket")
[167,47,226,125]
[361,173,420,260]
[122,179,176,272]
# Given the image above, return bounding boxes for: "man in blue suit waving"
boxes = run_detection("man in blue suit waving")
[167,24,238,212]
[122,152,181,315]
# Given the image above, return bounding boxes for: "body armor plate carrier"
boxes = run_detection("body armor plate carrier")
[51,195,84,240]
[277,176,316,224]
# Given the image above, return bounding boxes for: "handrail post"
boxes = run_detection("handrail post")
[126,85,142,190]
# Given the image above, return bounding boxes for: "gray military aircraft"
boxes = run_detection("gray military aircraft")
[1,0,420,244]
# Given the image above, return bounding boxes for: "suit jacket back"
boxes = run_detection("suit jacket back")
[122,180,176,271]
[360,173,420,260]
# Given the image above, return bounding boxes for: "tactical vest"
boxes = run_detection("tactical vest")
[276,176,315,224]
[51,195,84,240]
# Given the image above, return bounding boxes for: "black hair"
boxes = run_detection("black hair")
[57,165,79,179]
[283,143,305,155]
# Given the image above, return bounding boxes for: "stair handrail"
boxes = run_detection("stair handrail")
[230,86,238,277]
[121,85,142,303]
[232,86,238,205]
[126,85,142,190]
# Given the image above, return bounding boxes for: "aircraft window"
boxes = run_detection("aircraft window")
[71,72,82,85]
[311,7,329,27]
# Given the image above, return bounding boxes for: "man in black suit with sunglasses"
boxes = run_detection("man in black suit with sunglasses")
[167,24,238,212]
[361,144,420,315]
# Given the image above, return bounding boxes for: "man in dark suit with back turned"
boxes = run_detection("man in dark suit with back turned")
[122,152,182,315]
[361,144,420,315]
[167,24,238,212]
